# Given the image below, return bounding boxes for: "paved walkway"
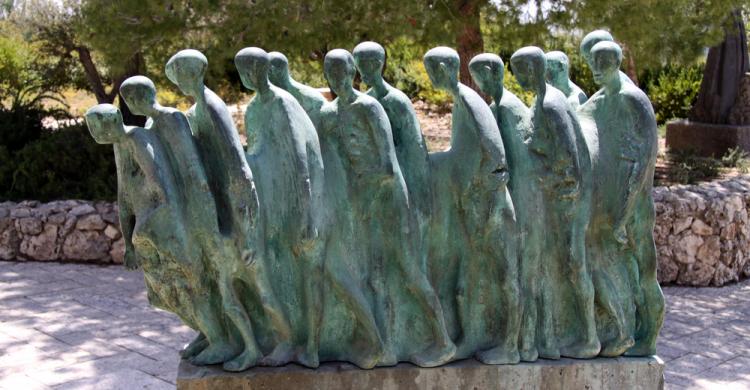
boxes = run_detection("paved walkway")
[0,261,748,389]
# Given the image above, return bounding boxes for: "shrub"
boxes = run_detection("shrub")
[0,119,116,201]
[644,64,703,125]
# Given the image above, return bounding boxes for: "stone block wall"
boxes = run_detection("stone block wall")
[655,176,750,286]
[2,175,749,286]
[0,200,124,264]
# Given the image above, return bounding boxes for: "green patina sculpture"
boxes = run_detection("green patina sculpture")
[117,76,242,366]
[545,51,588,109]
[85,33,664,372]
[319,49,454,367]
[579,41,664,357]
[511,47,599,359]
[235,47,326,369]
[424,47,520,364]
[468,53,542,362]
[580,30,634,86]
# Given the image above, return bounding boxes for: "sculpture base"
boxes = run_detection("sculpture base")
[176,356,664,390]
[666,119,750,157]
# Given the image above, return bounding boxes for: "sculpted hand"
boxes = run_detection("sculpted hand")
[243,249,257,267]
[614,222,628,247]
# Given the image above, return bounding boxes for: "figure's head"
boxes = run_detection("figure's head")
[165,49,207,96]
[268,51,290,87]
[85,104,126,144]
[352,41,386,87]
[119,76,157,116]
[591,41,623,86]
[469,53,504,98]
[580,30,614,67]
[545,51,570,86]
[234,47,270,92]
[324,49,356,96]
[423,47,460,91]
[510,46,547,94]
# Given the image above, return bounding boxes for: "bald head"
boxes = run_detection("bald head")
[120,76,157,116]
[353,41,386,86]
[165,49,207,96]
[424,46,460,90]
[510,46,547,94]
[590,41,623,87]
[85,104,126,145]
[324,49,356,96]
[469,53,504,98]
[581,30,614,66]
[268,51,290,87]
[545,51,570,89]
[235,47,270,92]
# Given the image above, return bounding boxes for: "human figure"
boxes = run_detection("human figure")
[85,101,236,366]
[267,51,327,128]
[120,76,245,365]
[164,50,296,371]
[236,47,327,368]
[267,50,349,246]
[468,53,542,362]
[545,51,588,109]
[320,49,455,367]
[424,47,519,364]
[580,30,634,86]
[582,41,664,356]
[353,41,432,234]
[510,47,600,359]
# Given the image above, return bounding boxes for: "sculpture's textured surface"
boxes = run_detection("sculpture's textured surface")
[85,33,664,371]
[545,51,588,109]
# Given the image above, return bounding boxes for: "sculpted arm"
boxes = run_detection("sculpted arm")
[366,102,397,174]
[114,147,138,270]
[170,112,210,191]
[545,107,581,199]
[617,93,657,227]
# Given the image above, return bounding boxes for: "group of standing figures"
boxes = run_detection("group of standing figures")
[85,29,664,372]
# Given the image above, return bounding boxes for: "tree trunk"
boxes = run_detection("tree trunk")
[76,46,146,126]
[621,43,639,86]
[76,46,115,104]
[454,0,484,91]
[118,52,147,127]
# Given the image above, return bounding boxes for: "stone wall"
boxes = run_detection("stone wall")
[2,175,750,286]
[655,176,750,286]
[0,200,124,264]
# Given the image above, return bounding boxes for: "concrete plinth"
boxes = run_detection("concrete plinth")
[666,119,750,157]
[176,356,664,390]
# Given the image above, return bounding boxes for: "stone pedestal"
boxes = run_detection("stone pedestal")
[666,119,750,157]
[177,356,664,390]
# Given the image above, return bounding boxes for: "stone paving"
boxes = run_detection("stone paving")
[0,260,749,389]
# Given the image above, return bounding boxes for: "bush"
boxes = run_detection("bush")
[0,114,116,201]
[644,64,703,125]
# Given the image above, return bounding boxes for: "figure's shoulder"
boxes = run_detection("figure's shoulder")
[354,93,384,114]
[499,89,528,112]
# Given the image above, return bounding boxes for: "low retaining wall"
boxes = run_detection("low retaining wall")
[655,176,750,286]
[0,200,123,264]
[2,175,749,286]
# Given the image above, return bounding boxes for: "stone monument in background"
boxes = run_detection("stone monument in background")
[667,10,750,157]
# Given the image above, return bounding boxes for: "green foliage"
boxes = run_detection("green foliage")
[720,147,750,173]
[0,21,67,111]
[0,107,116,201]
[644,64,703,124]
[667,150,721,185]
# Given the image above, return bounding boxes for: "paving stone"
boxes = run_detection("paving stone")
[1,260,749,388]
